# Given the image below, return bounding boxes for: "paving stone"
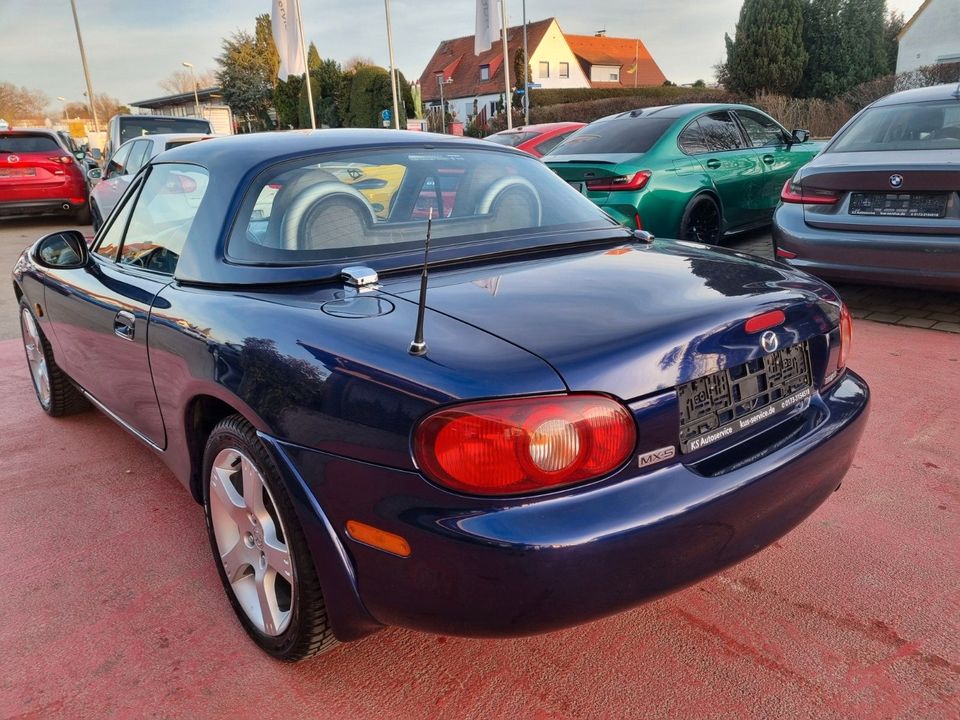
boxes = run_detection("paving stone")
[931,321,960,333]
[927,312,960,323]
[899,317,937,329]
[864,312,905,323]
[850,308,871,319]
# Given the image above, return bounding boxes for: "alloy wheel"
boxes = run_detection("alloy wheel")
[686,200,721,244]
[20,308,51,407]
[209,448,295,636]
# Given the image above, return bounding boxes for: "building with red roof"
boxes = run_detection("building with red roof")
[416,18,665,127]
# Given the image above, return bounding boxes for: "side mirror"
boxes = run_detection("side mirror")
[87,167,103,181]
[91,148,102,160]
[790,129,810,144]
[74,151,86,162]
[32,230,90,270]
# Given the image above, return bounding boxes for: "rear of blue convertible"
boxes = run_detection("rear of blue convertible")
[139,135,869,654]
[265,248,869,640]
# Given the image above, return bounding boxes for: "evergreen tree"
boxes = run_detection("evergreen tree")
[798,0,845,98]
[216,27,275,131]
[838,0,887,88]
[721,0,807,95]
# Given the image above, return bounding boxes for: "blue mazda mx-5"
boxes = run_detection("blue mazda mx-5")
[12,129,869,660]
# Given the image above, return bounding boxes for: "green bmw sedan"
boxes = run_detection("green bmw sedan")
[544,104,825,244]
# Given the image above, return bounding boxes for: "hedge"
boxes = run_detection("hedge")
[528,86,730,107]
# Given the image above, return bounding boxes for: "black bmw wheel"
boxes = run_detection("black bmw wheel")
[202,415,338,661]
[679,195,722,245]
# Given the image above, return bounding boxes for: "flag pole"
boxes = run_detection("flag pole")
[295,0,317,129]
[384,0,401,130]
[522,0,529,125]
[634,38,639,88]
[499,0,512,129]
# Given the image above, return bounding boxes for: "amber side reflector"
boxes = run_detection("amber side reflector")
[744,309,786,334]
[345,520,411,557]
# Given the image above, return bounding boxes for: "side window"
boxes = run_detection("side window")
[105,142,133,179]
[678,120,709,154]
[698,112,745,152]
[539,61,550,79]
[736,110,786,147]
[117,164,210,275]
[534,131,574,156]
[125,139,152,175]
[94,180,141,261]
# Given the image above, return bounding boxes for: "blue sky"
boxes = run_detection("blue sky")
[1,0,924,108]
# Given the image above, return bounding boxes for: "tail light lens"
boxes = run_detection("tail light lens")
[586,171,651,192]
[838,302,853,370]
[161,172,197,194]
[780,178,838,205]
[47,155,74,165]
[414,395,636,495]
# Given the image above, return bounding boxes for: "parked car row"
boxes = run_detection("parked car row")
[488,84,958,292]
[0,114,215,228]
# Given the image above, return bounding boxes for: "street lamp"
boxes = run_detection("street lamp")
[57,96,68,120]
[182,61,201,118]
[436,75,453,134]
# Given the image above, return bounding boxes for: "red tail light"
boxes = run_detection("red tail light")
[586,171,651,192]
[47,155,74,165]
[780,178,838,205]
[775,247,798,259]
[745,309,786,334]
[414,395,636,495]
[838,302,852,370]
[161,173,197,194]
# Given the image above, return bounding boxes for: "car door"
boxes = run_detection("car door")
[733,108,797,221]
[694,110,768,231]
[41,162,210,447]
[92,140,137,218]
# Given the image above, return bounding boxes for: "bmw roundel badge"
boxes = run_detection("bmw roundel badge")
[889,174,904,188]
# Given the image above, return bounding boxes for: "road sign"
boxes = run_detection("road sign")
[381,109,392,121]
[515,89,525,95]
[527,83,542,88]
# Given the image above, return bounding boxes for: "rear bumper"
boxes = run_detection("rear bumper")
[773,203,960,292]
[0,198,86,217]
[267,370,870,641]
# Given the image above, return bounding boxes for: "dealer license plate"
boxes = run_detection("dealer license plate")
[849,193,947,218]
[0,167,36,178]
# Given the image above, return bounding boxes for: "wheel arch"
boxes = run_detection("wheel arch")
[183,393,252,503]
[680,188,725,236]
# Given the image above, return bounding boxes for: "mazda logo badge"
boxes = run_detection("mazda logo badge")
[889,173,904,188]
[6,155,18,164]
[761,330,779,353]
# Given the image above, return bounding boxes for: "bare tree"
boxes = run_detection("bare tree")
[60,93,127,120]
[343,55,377,72]
[159,68,218,95]
[0,82,50,119]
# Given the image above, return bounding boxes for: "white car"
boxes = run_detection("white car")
[88,133,213,230]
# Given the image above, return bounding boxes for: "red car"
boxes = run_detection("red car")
[0,129,90,223]
[486,122,586,158]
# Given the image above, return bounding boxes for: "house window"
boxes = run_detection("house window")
[539,61,550,78]
[480,64,490,81]
[609,71,619,81]
[559,62,569,78]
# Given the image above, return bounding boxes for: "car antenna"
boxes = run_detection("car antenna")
[408,207,433,356]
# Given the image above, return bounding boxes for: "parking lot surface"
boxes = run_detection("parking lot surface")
[1,215,957,719]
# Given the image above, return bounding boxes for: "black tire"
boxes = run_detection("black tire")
[202,414,338,661]
[18,299,89,417]
[72,202,92,226]
[679,194,723,245]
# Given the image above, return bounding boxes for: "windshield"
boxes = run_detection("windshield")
[228,146,619,265]
[119,117,211,143]
[830,100,960,152]
[486,131,539,147]
[548,117,675,155]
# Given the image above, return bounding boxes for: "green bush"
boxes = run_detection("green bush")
[529,85,729,107]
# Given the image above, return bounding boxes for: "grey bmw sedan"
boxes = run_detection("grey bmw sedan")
[773,83,960,292]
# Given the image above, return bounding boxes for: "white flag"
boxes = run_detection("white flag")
[475,0,500,56]
[272,0,306,79]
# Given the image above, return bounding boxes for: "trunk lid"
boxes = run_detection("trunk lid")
[545,156,642,205]
[799,149,960,236]
[383,240,838,400]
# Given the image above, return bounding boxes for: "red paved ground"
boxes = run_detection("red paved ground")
[1,321,957,720]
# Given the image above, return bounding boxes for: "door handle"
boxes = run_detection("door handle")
[762,154,775,164]
[114,310,135,340]
[705,158,721,169]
